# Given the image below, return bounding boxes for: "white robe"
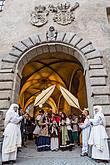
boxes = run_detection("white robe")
[79,116,91,154]
[2,109,22,162]
[88,112,109,160]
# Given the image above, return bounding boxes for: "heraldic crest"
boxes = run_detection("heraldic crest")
[49,2,79,25]
[30,2,79,27]
[31,5,49,27]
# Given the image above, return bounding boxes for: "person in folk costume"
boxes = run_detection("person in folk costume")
[34,112,42,148]
[58,111,62,147]
[72,113,79,144]
[59,112,68,150]
[50,120,59,151]
[66,115,73,151]
[88,105,110,163]
[79,108,91,156]
[78,115,85,147]
[36,110,50,151]
[2,103,27,164]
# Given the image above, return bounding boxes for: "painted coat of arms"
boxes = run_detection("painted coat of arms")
[49,2,79,25]
[31,5,49,27]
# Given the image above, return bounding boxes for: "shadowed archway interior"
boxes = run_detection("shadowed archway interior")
[18,51,88,116]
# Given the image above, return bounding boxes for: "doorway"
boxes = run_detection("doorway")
[18,51,87,117]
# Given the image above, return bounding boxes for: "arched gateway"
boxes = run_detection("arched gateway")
[0,27,110,134]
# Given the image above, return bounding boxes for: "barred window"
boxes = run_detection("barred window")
[106,7,110,23]
[0,0,5,12]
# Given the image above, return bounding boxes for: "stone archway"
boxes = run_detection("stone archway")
[0,27,110,133]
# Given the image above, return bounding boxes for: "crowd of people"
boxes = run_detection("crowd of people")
[1,104,110,164]
[34,110,79,152]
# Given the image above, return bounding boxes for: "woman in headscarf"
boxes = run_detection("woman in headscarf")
[88,105,109,162]
[2,103,27,164]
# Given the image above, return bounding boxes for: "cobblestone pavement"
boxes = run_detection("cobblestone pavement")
[0,141,110,165]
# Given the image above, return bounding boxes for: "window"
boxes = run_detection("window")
[106,7,110,23]
[0,0,5,12]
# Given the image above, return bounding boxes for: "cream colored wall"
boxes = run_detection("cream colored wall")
[0,0,110,56]
[0,0,110,136]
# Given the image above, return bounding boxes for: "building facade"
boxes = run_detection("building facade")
[0,0,110,139]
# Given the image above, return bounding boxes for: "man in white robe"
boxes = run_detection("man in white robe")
[2,103,27,164]
[88,105,110,162]
[79,108,91,156]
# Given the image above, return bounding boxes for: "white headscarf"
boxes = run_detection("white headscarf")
[4,103,19,127]
[8,103,19,112]
[93,105,106,126]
